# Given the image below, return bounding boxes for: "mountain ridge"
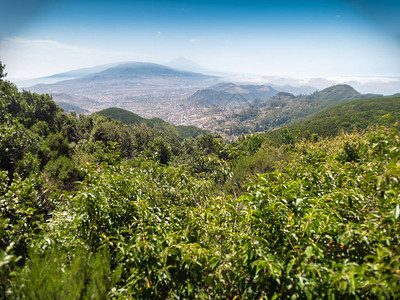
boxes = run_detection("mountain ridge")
[187,82,279,107]
[207,84,384,137]
[26,62,221,117]
[166,57,213,74]
[86,62,213,80]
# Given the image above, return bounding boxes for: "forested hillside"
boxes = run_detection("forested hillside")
[265,95,400,144]
[1,63,400,299]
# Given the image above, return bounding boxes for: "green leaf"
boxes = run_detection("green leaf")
[305,246,313,259]
[392,204,400,219]
[286,258,295,275]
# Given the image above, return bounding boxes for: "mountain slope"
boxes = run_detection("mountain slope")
[30,62,217,93]
[187,89,233,106]
[18,62,125,87]
[57,102,89,114]
[307,84,361,101]
[43,62,125,81]
[166,57,213,74]
[96,107,146,124]
[89,62,212,80]
[264,95,400,142]
[260,84,382,127]
[187,82,278,107]
[212,84,383,136]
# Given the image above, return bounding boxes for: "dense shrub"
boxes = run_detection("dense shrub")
[43,156,80,188]
[6,124,394,299]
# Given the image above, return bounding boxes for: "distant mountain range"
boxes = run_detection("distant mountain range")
[262,84,382,126]
[27,62,220,116]
[16,57,400,96]
[187,83,279,106]
[210,84,384,136]
[17,62,125,87]
[29,62,218,95]
[57,102,89,114]
[166,57,214,74]
[268,84,317,95]
[20,59,399,133]
[43,62,124,80]
[86,62,213,80]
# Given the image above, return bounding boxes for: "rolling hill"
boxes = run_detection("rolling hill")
[96,107,206,140]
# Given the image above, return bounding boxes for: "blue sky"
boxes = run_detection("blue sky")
[0,0,399,79]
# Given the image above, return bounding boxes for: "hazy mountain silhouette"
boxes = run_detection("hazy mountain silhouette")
[166,57,213,74]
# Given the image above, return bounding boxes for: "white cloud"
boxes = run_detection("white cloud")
[189,39,201,43]
[4,37,82,51]
[0,37,156,78]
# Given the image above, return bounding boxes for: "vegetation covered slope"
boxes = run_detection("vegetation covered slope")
[96,107,206,140]
[96,107,147,124]
[265,95,400,143]
[261,84,382,128]
[1,62,400,299]
[216,84,382,136]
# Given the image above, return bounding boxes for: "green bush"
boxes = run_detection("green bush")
[0,170,46,265]
[224,146,289,195]
[0,121,40,177]
[44,156,80,187]
[11,246,118,299]
[143,137,172,165]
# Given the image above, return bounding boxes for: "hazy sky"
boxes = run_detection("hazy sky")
[1,0,399,79]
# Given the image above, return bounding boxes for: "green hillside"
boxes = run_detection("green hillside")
[265,95,400,142]
[96,107,146,124]
[96,107,206,140]
[302,84,362,102]
[264,84,381,127]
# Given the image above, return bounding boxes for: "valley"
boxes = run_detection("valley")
[26,62,393,140]
[27,62,220,122]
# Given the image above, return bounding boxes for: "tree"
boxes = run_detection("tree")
[0,61,6,81]
[281,127,295,145]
